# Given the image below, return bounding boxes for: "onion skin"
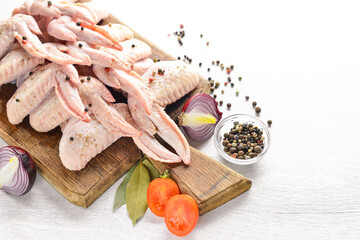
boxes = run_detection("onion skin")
[0,146,36,196]
[179,93,222,142]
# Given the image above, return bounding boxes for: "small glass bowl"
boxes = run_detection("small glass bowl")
[213,114,271,165]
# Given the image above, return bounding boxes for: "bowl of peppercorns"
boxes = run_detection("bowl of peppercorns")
[214,114,271,165]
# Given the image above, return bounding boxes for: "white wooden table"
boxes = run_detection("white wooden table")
[1,0,359,239]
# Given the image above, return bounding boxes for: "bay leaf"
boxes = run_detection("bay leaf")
[142,158,159,181]
[126,160,150,225]
[113,161,139,211]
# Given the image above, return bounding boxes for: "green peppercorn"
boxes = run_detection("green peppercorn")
[236,90,239,96]
[238,76,242,81]
[232,143,237,148]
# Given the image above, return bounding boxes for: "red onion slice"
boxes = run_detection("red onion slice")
[0,146,36,196]
[179,93,222,142]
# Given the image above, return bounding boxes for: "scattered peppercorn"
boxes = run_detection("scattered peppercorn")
[267,120,272,126]
[84,108,89,112]
[199,62,202,67]
[76,22,81,26]
[212,61,215,65]
[177,56,181,60]
[238,76,242,81]
[29,72,33,76]
[70,137,74,141]
[221,90,224,94]
[131,44,135,48]
[22,36,27,40]
[245,96,249,101]
[89,104,92,108]
[47,1,52,6]
[15,99,19,102]
[227,77,231,82]
[78,43,83,48]
[231,83,234,87]
[219,100,223,106]
[213,94,217,99]
[65,76,70,81]
[226,68,231,74]
[206,42,209,46]
[200,34,203,38]
[227,103,231,109]
[216,60,220,65]
[230,65,234,70]
[80,79,84,83]
[87,76,91,80]
[255,107,261,113]
[81,27,84,31]
[207,68,210,72]
[224,82,228,86]
[236,90,239,96]
[252,101,257,107]
[215,81,220,88]
[180,24,184,29]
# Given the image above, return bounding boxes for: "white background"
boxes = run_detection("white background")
[1,0,360,239]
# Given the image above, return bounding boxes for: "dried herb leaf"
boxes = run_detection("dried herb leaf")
[142,158,159,181]
[113,162,139,211]
[126,160,150,225]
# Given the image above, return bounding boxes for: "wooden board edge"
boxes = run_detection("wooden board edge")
[81,147,141,208]
[198,177,252,215]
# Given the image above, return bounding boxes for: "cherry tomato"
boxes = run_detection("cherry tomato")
[147,178,180,217]
[164,194,199,236]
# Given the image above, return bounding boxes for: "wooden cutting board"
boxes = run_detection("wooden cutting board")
[0,15,251,215]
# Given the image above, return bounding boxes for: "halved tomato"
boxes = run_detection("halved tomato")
[147,178,180,217]
[164,194,199,236]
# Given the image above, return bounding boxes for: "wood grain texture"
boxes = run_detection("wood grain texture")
[0,15,250,212]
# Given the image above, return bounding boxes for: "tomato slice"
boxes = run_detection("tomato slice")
[147,178,180,217]
[164,194,199,237]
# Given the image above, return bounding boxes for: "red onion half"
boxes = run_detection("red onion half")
[179,93,222,142]
[0,146,36,196]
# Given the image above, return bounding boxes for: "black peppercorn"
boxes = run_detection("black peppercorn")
[65,76,70,81]
[87,76,91,80]
[81,27,84,31]
[70,137,74,141]
[76,22,81,26]
[267,120,272,126]
[255,107,261,113]
[131,44,135,48]
[252,101,257,107]
[245,96,249,101]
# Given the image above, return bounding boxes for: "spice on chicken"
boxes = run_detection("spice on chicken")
[222,122,264,159]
